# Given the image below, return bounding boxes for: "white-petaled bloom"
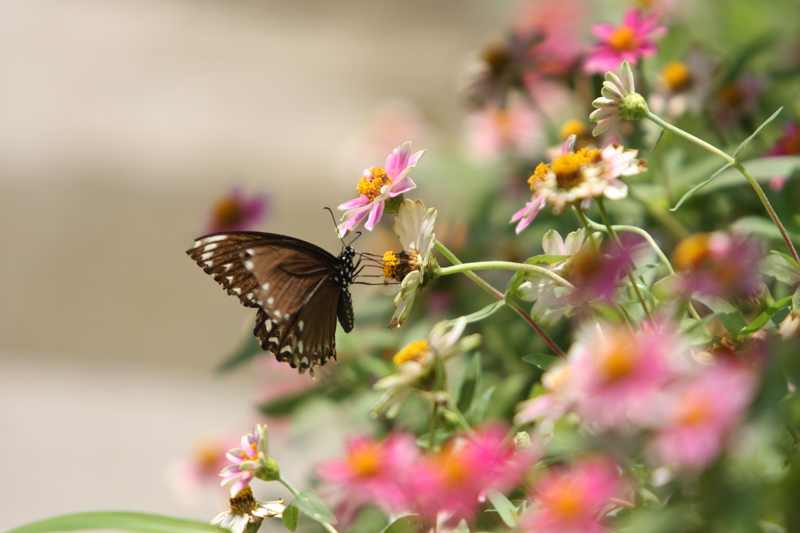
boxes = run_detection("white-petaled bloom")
[590,61,648,135]
[211,486,284,533]
[517,229,600,325]
[371,317,482,418]
[382,199,438,329]
[220,425,278,497]
[510,138,647,233]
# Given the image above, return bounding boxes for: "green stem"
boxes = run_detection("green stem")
[437,261,574,288]
[434,241,566,358]
[647,111,800,265]
[444,394,477,435]
[278,476,339,533]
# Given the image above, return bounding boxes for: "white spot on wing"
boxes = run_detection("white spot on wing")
[298,341,304,354]
[267,297,274,305]
[298,320,304,332]
[244,260,254,270]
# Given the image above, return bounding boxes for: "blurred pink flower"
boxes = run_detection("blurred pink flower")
[583,9,666,74]
[519,457,630,533]
[337,142,424,237]
[766,121,800,191]
[465,94,544,160]
[515,0,587,77]
[205,186,269,233]
[168,434,239,503]
[646,361,757,471]
[712,76,764,128]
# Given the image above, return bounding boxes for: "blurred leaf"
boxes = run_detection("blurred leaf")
[793,285,800,310]
[5,513,227,533]
[760,253,800,285]
[693,294,748,339]
[732,216,800,245]
[439,301,505,329]
[287,491,336,525]
[653,274,683,302]
[380,515,422,533]
[670,162,732,212]
[217,336,262,373]
[282,506,299,532]
[456,352,482,414]
[467,385,496,425]
[734,107,783,158]
[521,353,561,371]
[738,296,792,337]
[696,156,800,194]
[486,489,518,527]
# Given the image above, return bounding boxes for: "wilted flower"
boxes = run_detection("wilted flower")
[211,486,284,533]
[338,142,424,237]
[511,138,646,233]
[590,61,649,135]
[206,186,269,233]
[583,8,666,74]
[220,425,278,497]
[383,199,438,328]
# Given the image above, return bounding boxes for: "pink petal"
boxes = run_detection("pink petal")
[364,202,385,231]
[390,176,417,197]
[338,196,369,210]
[592,23,617,40]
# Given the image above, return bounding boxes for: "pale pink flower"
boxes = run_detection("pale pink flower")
[168,434,239,502]
[515,362,575,434]
[220,424,273,497]
[206,186,269,233]
[337,142,424,237]
[648,51,715,119]
[583,8,666,74]
[316,433,419,520]
[646,361,757,471]
[465,93,544,160]
[515,0,587,77]
[519,457,629,533]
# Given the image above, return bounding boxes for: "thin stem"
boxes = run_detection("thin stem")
[444,394,477,435]
[438,261,574,288]
[278,475,339,533]
[647,110,800,265]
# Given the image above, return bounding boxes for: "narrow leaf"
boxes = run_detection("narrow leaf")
[456,353,482,414]
[6,512,228,533]
[486,489,518,527]
[380,515,423,533]
[281,506,299,532]
[670,162,732,212]
[288,491,337,525]
[693,294,748,339]
[734,107,783,158]
[739,296,793,337]
[521,353,561,371]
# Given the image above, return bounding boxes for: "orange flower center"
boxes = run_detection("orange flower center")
[661,61,692,92]
[547,484,584,520]
[393,339,431,366]
[597,336,637,383]
[559,119,588,140]
[347,441,382,478]
[212,196,244,228]
[193,439,223,471]
[678,393,711,426]
[383,250,420,281]
[434,449,469,488]
[357,167,391,201]
[672,233,711,270]
[609,26,639,52]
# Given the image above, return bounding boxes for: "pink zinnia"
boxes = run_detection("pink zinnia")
[316,433,418,520]
[465,94,543,160]
[583,8,666,74]
[647,361,757,471]
[519,457,629,533]
[206,186,269,233]
[219,425,271,497]
[337,142,424,237]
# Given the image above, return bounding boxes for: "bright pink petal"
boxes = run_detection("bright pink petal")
[390,176,417,197]
[338,196,369,210]
[364,202,385,231]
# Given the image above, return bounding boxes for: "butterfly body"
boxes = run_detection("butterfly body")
[187,231,357,374]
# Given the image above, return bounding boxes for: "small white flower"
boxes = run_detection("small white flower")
[590,61,648,135]
[211,486,284,533]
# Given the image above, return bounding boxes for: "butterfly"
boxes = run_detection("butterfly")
[186,231,359,375]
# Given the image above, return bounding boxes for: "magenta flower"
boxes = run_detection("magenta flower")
[583,8,666,74]
[316,433,419,521]
[205,186,269,233]
[768,122,800,156]
[219,424,274,497]
[646,361,757,471]
[519,457,629,533]
[337,142,425,237]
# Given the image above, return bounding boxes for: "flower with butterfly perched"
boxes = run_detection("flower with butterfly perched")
[371,317,482,418]
[211,486,284,533]
[220,424,279,497]
[337,141,425,237]
[383,199,438,328]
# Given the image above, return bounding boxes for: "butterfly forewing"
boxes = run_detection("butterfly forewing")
[186,231,356,374]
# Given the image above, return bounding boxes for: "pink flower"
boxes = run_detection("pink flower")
[220,424,273,497]
[465,94,544,160]
[766,121,800,191]
[409,425,536,525]
[205,186,269,233]
[316,433,418,520]
[646,361,757,471]
[583,9,666,74]
[515,0,587,77]
[337,142,424,237]
[519,457,629,533]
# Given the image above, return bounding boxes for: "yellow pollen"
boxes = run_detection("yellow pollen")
[229,486,259,515]
[357,167,391,201]
[661,61,692,92]
[551,148,601,190]
[598,336,637,383]
[383,249,420,281]
[528,162,551,190]
[559,119,588,140]
[609,26,638,52]
[548,485,583,519]
[672,233,711,271]
[393,339,431,366]
[212,196,244,228]
[347,442,382,478]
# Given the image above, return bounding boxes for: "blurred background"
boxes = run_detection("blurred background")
[0,0,514,528]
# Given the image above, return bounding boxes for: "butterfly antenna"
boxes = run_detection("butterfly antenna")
[323,207,347,250]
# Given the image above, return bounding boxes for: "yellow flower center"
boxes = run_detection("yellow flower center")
[559,119,588,140]
[347,441,382,478]
[212,196,244,228]
[193,439,222,471]
[528,162,551,190]
[547,484,583,519]
[357,167,391,201]
[393,339,431,366]
[597,335,637,383]
[229,486,260,515]
[609,26,639,52]
[678,392,711,426]
[383,250,420,281]
[434,448,469,487]
[661,61,692,92]
[672,233,711,270]
[551,148,601,189]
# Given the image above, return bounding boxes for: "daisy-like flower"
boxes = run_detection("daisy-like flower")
[590,61,649,136]
[382,199,438,328]
[583,8,666,74]
[465,93,544,160]
[206,186,269,233]
[337,142,424,237]
[519,457,630,533]
[648,51,714,119]
[211,486,284,533]
[371,317,482,418]
[220,425,278,497]
[510,137,647,233]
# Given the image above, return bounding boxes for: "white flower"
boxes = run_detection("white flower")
[590,61,648,135]
[211,486,284,533]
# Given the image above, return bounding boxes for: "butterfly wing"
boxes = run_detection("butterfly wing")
[187,231,353,373]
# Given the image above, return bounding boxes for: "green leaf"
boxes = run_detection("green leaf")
[521,353,561,371]
[733,107,782,158]
[670,162,732,212]
[216,336,262,373]
[693,155,800,194]
[793,285,800,310]
[438,301,505,329]
[652,274,683,302]
[379,515,423,533]
[486,489,518,527]
[456,353,482,414]
[467,385,496,425]
[760,253,800,286]
[281,506,299,532]
[693,294,748,339]
[5,512,228,533]
[288,490,337,525]
[738,296,793,338]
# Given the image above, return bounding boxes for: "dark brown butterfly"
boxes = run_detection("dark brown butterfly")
[186,231,359,375]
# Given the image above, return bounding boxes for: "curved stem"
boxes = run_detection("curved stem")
[437,261,574,288]
[647,111,800,265]
[278,475,339,533]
